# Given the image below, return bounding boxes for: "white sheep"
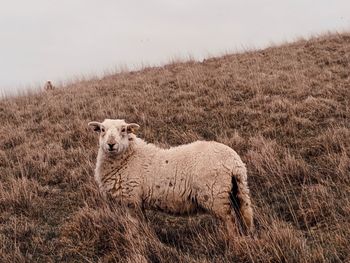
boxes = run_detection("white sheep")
[88,119,254,236]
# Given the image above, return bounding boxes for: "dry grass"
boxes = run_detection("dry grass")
[0,33,349,262]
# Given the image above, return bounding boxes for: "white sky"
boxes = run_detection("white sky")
[0,0,349,94]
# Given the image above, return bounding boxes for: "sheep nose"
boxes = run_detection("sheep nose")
[108,143,115,150]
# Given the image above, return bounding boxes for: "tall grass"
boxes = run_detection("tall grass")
[0,33,349,262]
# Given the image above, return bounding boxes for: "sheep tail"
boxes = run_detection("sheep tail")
[230,168,254,234]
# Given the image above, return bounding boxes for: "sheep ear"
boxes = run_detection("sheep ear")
[88,121,102,132]
[127,123,140,134]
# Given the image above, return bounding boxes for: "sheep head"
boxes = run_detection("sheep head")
[88,119,140,155]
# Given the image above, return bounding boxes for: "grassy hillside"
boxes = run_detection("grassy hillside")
[0,33,349,262]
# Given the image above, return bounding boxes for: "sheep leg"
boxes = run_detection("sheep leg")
[118,197,148,223]
[140,200,148,221]
[209,198,240,239]
[231,172,254,234]
[223,209,240,240]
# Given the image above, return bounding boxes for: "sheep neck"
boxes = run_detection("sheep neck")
[100,145,135,172]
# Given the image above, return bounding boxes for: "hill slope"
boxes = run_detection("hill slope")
[0,33,349,262]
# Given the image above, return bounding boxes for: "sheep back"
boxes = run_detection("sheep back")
[142,141,246,214]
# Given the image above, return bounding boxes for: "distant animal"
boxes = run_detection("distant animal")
[44,81,55,91]
[88,119,254,236]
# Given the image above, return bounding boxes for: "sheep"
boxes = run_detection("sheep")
[88,119,254,236]
[44,81,55,91]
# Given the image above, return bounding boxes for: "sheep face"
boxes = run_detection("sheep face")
[88,119,140,155]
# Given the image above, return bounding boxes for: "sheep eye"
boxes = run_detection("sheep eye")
[101,128,105,132]
[121,128,126,133]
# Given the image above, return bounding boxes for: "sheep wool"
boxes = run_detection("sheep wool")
[89,119,254,236]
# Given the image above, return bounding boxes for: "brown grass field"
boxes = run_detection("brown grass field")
[0,33,349,262]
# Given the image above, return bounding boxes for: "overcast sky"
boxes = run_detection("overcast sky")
[0,0,349,94]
